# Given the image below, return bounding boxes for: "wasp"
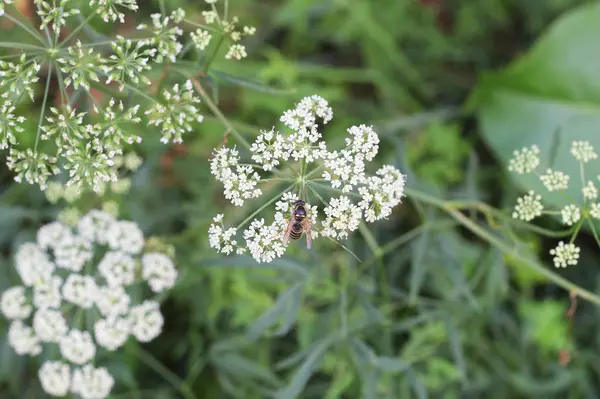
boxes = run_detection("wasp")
[282,200,312,249]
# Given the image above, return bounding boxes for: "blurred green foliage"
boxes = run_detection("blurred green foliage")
[2,0,600,398]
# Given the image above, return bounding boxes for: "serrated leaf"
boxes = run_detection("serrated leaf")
[247,283,303,341]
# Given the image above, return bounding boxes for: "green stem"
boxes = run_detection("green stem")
[569,219,584,244]
[182,19,220,33]
[235,183,295,229]
[133,346,198,399]
[34,62,53,151]
[3,13,47,46]
[59,9,99,46]
[406,187,600,305]
[202,35,225,73]
[588,219,600,248]
[0,42,45,51]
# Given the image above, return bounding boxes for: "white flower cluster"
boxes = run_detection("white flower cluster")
[0,210,177,398]
[0,1,259,192]
[508,140,600,268]
[209,95,406,263]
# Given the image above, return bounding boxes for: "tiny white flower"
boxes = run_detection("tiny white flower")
[507,145,540,174]
[190,28,212,50]
[141,253,178,293]
[94,317,130,351]
[539,169,569,191]
[33,275,62,310]
[62,274,98,309]
[321,196,362,239]
[1,286,32,319]
[243,218,287,263]
[15,243,55,286]
[345,124,379,161]
[77,210,116,244]
[583,180,598,200]
[512,190,543,222]
[8,320,42,355]
[571,141,597,163]
[95,285,131,317]
[71,364,115,399]
[550,241,580,268]
[129,300,164,342]
[37,222,73,250]
[59,330,96,365]
[106,220,145,254]
[561,204,581,226]
[39,361,71,397]
[590,203,600,219]
[54,235,93,272]
[98,251,137,286]
[225,44,247,60]
[33,308,68,343]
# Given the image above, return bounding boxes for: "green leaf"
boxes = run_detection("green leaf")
[409,230,430,303]
[214,352,281,387]
[472,3,600,207]
[210,71,295,94]
[247,283,304,341]
[275,339,331,399]
[195,256,309,277]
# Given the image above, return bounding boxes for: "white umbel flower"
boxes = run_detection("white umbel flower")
[33,309,68,342]
[33,275,62,309]
[54,236,93,272]
[345,124,379,161]
[94,317,130,351]
[590,203,600,219]
[15,243,55,286]
[129,300,164,342]
[95,285,131,317]
[59,330,96,365]
[243,218,287,263]
[39,361,71,397]
[71,364,115,399]
[8,320,42,355]
[321,196,362,239]
[37,222,73,250]
[583,180,598,200]
[550,241,580,268]
[571,141,597,163]
[539,169,569,191]
[507,145,540,174]
[561,204,581,226]
[141,253,178,293]
[77,210,116,244]
[62,274,98,308]
[106,221,145,254]
[1,286,32,319]
[512,190,543,222]
[208,218,239,255]
[98,251,137,286]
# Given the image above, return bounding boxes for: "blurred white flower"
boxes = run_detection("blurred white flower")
[33,309,68,343]
[591,203,600,220]
[142,253,178,293]
[571,141,597,163]
[8,320,42,355]
[39,361,71,397]
[62,274,98,308]
[583,180,598,200]
[71,364,115,399]
[59,330,96,365]
[1,286,32,319]
[0,210,176,399]
[550,241,580,268]
[106,221,145,254]
[94,317,130,351]
[130,300,164,342]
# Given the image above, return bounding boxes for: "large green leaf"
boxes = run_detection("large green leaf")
[472,3,600,207]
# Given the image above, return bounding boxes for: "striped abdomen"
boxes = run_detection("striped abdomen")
[289,222,303,240]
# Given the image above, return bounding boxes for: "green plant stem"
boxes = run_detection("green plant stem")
[0,41,45,51]
[133,346,198,399]
[407,187,600,305]
[3,13,47,46]
[34,62,53,151]
[182,19,220,33]
[588,219,600,248]
[177,69,252,150]
[202,35,225,73]
[235,183,296,229]
[59,9,99,46]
